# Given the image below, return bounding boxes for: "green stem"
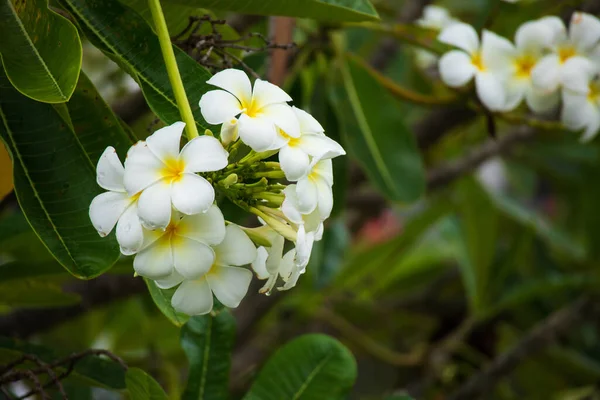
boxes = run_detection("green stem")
[148,0,199,140]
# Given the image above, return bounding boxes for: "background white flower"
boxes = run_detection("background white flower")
[415,5,458,69]
[199,69,299,152]
[561,58,600,141]
[124,121,228,230]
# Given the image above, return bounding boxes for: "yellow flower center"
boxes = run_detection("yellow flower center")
[279,129,300,147]
[515,54,537,78]
[471,52,485,71]
[242,98,261,118]
[588,81,600,102]
[160,157,185,183]
[558,46,576,63]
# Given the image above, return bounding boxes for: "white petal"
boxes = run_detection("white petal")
[180,135,229,173]
[155,270,184,289]
[220,118,239,145]
[199,90,243,125]
[176,204,226,246]
[266,234,285,275]
[116,203,144,255]
[439,50,476,88]
[89,191,131,237]
[260,104,300,138]
[569,12,600,52]
[539,16,568,43]
[172,278,214,316]
[146,122,184,163]
[278,249,296,282]
[133,238,174,279]
[296,177,318,214]
[281,185,303,224]
[251,247,270,280]
[503,78,527,111]
[316,178,334,220]
[561,57,596,94]
[96,146,125,192]
[206,69,252,104]
[206,266,252,308]
[297,134,346,160]
[482,30,516,73]
[525,87,560,113]
[292,107,324,134]
[295,225,314,270]
[123,141,164,195]
[515,20,555,52]
[171,173,214,216]
[580,111,600,142]
[313,158,333,185]
[137,180,172,230]
[237,113,277,151]
[418,5,452,29]
[561,91,596,130]
[279,145,310,181]
[531,54,562,92]
[475,72,506,111]
[438,22,480,54]
[172,237,215,279]
[252,79,292,107]
[215,224,257,267]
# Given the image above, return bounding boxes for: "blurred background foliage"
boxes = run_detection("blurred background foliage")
[2,0,600,398]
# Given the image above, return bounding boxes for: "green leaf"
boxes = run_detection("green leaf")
[0,0,82,103]
[180,311,236,400]
[244,334,357,400]
[126,368,169,400]
[145,278,190,326]
[162,0,378,22]
[60,0,212,130]
[0,279,80,307]
[0,71,120,279]
[330,53,425,203]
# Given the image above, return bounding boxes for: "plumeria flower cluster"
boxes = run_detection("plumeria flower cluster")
[434,9,600,140]
[89,69,345,315]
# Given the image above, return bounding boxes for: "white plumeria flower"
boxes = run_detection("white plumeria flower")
[294,223,323,271]
[124,121,228,231]
[89,147,145,255]
[277,107,345,181]
[199,69,299,152]
[251,233,297,294]
[281,185,323,232]
[495,20,561,112]
[133,205,226,280]
[156,224,256,316]
[415,5,458,69]
[560,58,600,141]
[438,23,514,111]
[295,158,334,218]
[531,13,600,93]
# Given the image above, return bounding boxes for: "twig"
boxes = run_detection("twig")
[447,296,598,400]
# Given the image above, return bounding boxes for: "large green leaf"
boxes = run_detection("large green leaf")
[0,0,82,103]
[60,0,212,130]
[330,53,425,203]
[180,311,236,400]
[163,0,378,22]
[145,278,190,327]
[126,368,169,400]
[0,279,80,307]
[0,72,120,279]
[244,334,357,400]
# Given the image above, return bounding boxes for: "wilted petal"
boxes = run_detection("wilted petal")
[96,146,125,192]
[252,79,292,107]
[172,278,214,315]
[439,50,476,88]
[146,121,184,164]
[171,173,214,215]
[172,236,215,279]
[438,22,479,54]
[531,54,561,92]
[133,237,173,279]
[199,90,243,125]
[155,270,184,289]
[89,191,130,237]
[206,69,252,104]
[237,113,277,151]
[279,145,310,181]
[207,266,252,308]
[180,135,229,173]
[294,225,314,270]
[137,180,172,230]
[176,204,226,246]
[123,142,164,195]
[266,234,285,275]
[475,72,506,111]
[116,203,144,255]
[252,247,270,280]
[260,103,300,138]
[292,107,324,134]
[569,12,600,52]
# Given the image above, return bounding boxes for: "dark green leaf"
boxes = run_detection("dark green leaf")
[126,367,169,400]
[0,0,82,103]
[0,71,120,279]
[244,334,357,400]
[330,53,425,203]
[60,0,212,129]
[145,278,189,326]
[162,0,379,22]
[0,279,80,307]
[180,311,236,400]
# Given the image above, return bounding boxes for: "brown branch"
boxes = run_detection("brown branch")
[447,296,599,400]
